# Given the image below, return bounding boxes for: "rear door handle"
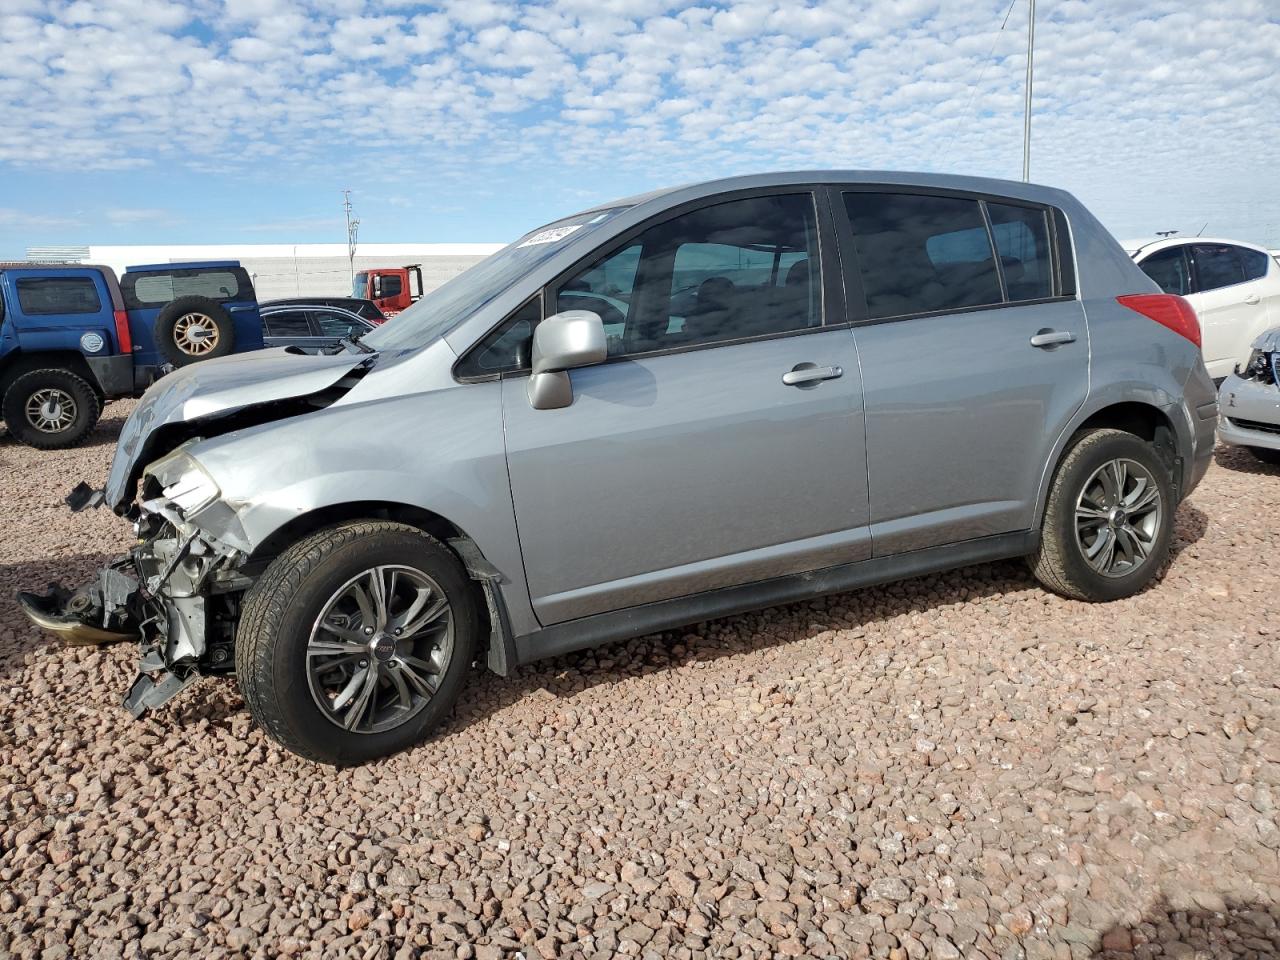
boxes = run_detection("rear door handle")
[782,363,843,386]
[1029,329,1076,348]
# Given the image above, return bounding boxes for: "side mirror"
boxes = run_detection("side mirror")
[371,276,383,298]
[527,310,607,410]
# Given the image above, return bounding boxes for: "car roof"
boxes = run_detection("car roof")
[124,260,243,272]
[567,169,1077,220]
[1126,236,1274,259]
[262,303,366,317]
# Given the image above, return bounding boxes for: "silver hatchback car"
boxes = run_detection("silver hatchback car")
[20,172,1218,764]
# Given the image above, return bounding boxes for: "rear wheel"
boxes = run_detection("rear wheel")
[2,368,101,449]
[1247,446,1280,466]
[235,521,479,765]
[1030,428,1174,602]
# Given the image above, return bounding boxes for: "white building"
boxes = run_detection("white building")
[25,242,505,300]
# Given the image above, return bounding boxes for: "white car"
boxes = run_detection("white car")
[1218,326,1280,466]
[1126,237,1280,381]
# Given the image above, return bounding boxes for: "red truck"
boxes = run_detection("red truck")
[352,264,422,316]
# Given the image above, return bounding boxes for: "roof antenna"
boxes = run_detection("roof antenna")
[1196,222,1208,236]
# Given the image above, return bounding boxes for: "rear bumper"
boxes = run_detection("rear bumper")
[84,353,134,399]
[1180,362,1218,499]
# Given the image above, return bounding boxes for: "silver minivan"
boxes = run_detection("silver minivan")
[20,172,1218,764]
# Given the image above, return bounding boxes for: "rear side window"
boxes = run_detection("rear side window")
[844,192,1002,319]
[1192,245,1245,291]
[311,310,366,337]
[1138,246,1192,295]
[123,267,253,308]
[987,203,1054,301]
[16,277,102,315]
[1239,247,1271,282]
[263,311,311,337]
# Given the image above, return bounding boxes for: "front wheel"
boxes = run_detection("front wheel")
[235,521,479,765]
[1030,428,1175,602]
[2,368,101,449]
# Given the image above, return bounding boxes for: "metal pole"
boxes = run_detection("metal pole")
[1022,0,1035,182]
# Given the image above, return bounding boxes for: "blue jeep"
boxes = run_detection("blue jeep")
[0,260,264,448]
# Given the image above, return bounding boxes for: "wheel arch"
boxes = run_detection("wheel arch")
[245,499,518,676]
[0,350,101,401]
[1035,395,1184,529]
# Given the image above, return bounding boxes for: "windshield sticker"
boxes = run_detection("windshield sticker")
[517,224,583,247]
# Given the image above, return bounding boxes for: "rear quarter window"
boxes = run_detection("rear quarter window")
[122,267,254,308]
[15,277,103,315]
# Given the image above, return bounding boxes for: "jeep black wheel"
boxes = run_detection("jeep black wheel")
[154,295,235,366]
[235,521,479,765]
[2,368,101,449]
[1030,428,1175,602]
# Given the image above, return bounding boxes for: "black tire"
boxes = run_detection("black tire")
[2,368,101,449]
[1247,446,1280,466]
[154,296,235,366]
[235,521,479,765]
[1029,428,1175,602]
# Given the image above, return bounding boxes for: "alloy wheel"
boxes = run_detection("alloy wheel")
[1074,457,1163,579]
[173,312,220,355]
[24,387,77,434]
[305,564,453,734]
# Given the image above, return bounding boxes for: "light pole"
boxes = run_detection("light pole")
[1022,0,1035,182]
[343,189,360,290]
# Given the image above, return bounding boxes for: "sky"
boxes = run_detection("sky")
[1,0,1278,258]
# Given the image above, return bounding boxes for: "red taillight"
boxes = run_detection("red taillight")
[113,309,132,353]
[1116,294,1201,349]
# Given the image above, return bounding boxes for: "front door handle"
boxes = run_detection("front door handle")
[782,363,843,387]
[1244,293,1261,305]
[1029,329,1076,348]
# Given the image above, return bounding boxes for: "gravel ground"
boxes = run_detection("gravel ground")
[1,401,1278,960]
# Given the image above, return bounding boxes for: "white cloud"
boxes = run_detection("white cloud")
[0,0,1276,243]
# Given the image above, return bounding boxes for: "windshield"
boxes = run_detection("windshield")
[360,207,631,352]
[352,272,367,298]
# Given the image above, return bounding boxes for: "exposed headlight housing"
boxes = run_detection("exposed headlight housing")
[80,332,105,353]
[143,449,221,516]
[1238,350,1277,385]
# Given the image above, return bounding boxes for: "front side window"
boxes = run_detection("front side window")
[263,311,311,337]
[15,277,102,315]
[557,192,821,356]
[1192,244,1245,291]
[844,192,1002,319]
[1138,246,1191,296]
[312,309,366,337]
[379,274,403,298]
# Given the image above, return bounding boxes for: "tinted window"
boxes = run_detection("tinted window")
[15,277,102,315]
[844,192,1002,318]
[124,267,250,307]
[1138,246,1191,295]
[1239,247,1271,282]
[311,310,367,337]
[263,311,311,337]
[1192,245,1245,291]
[455,297,542,377]
[988,203,1054,301]
[558,193,820,356]
[379,275,403,298]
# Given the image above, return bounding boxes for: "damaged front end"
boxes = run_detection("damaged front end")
[18,349,377,718]
[19,454,255,717]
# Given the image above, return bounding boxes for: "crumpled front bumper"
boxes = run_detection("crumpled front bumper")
[17,485,252,718]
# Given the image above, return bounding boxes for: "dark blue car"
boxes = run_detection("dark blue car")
[0,260,264,448]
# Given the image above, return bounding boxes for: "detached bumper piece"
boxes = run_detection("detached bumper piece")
[123,649,198,718]
[16,568,141,646]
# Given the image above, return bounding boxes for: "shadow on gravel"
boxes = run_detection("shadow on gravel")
[1093,898,1280,957]
[0,553,122,679]
[1214,444,1280,476]
[1169,502,1209,562]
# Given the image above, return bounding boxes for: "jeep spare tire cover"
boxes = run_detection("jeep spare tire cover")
[154,295,236,366]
